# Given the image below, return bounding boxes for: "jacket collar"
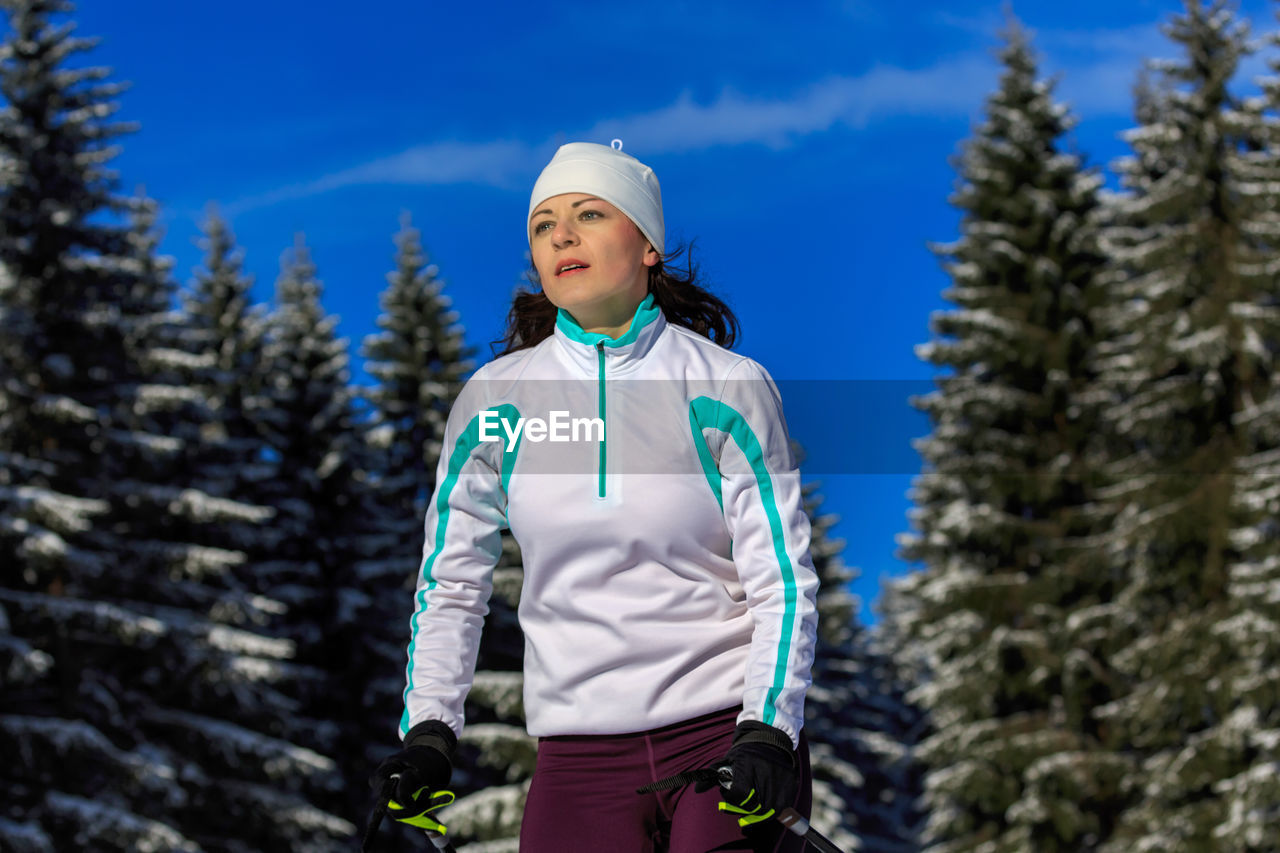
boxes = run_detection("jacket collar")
[552,292,667,374]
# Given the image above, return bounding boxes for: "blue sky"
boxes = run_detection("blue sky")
[26,0,1277,626]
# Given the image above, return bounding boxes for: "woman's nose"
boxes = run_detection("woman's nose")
[552,219,577,246]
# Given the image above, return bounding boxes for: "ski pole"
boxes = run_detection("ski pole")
[637,765,848,853]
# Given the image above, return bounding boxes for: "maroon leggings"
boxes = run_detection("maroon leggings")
[519,707,812,853]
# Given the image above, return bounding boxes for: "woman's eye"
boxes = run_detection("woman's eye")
[534,221,552,234]
[580,210,601,220]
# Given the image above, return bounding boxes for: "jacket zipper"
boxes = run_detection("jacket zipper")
[596,341,607,498]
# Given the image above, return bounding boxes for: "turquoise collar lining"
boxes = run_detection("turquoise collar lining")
[555,292,659,348]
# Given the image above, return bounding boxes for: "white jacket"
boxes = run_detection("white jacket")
[399,292,820,748]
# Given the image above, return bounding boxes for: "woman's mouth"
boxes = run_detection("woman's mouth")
[557,260,590,276]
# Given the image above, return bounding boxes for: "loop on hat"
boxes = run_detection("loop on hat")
[611,138,623,150]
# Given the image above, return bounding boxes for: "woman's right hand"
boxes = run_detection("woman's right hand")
[370,719,457,805]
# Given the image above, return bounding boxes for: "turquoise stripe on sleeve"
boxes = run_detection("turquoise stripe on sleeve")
[688,399,724,511]
[689,398,731,560]
[400,403,522,736]
[688,395,796,726]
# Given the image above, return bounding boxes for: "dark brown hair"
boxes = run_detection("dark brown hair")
[490,240,739,357]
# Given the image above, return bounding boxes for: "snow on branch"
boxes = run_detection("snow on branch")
[0,631,54,686]
[1209,611,1277,659]
[0,515,68,566]
[444,781,530,843]
[0,817,54,853]
[107,482,274,525]
[216,778,356,839]
[460,723,537,782]
[0,589,166,646]
[0,452,55,477]
[225,654,295,686]
[810,741,867,789]
[32,393,98,424]
[808,779,863,853]
[143,707,337,781]
[458,840,520,853]
[353,556,412,583]
[0,484,109,534]
[0,517,107,577]
[100,427,181,455]
[491,567,523,606]
[167,488,274,524]
[206,624,294,659]
[130,383,205,411]
[42,791,198,853]
[129,539,245,580]
[203,592,289,632]
[144,347,217,371]
[467,671,524,719]
[1213,758,1280,848]
[3,716,178,793]
[1225,553,1280,596]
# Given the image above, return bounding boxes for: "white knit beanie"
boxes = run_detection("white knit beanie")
[527,140,664,256]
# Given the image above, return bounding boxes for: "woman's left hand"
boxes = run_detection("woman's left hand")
[696,721,798,827]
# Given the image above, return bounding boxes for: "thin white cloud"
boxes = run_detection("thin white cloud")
[223,53,1003,214]
[224,13,1270,213]
[311,139,535,189]
[583,55,1000,155]
[222,139,539,217]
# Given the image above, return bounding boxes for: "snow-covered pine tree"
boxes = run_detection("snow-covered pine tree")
[358,215,531,851]
[134,209,362,852]
[0,3,354,849]
[1085,2,1280,848]
[1207,12,1280,848]
[172,207,275,513]
[357,213,475,781]
[802,479,926,852]
[362,212,474,546]
[884,15,1125,851]
[0,0,137,609]
[102,193,270,605]
[158,205,303,654]
[246,233,387,833]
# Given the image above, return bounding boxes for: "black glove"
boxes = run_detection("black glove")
[696,721,798,826]
[370,719,457,806]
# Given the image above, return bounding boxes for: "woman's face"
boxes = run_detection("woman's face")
[529,193,659,330]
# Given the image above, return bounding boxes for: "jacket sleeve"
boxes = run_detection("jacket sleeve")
[714,357,820,748]
[399,372,511,741]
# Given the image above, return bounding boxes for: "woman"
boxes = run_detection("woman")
[372,140,820,852]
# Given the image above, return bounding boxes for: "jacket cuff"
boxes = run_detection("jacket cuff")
[732,721,798,767]
[404,719,459,758]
